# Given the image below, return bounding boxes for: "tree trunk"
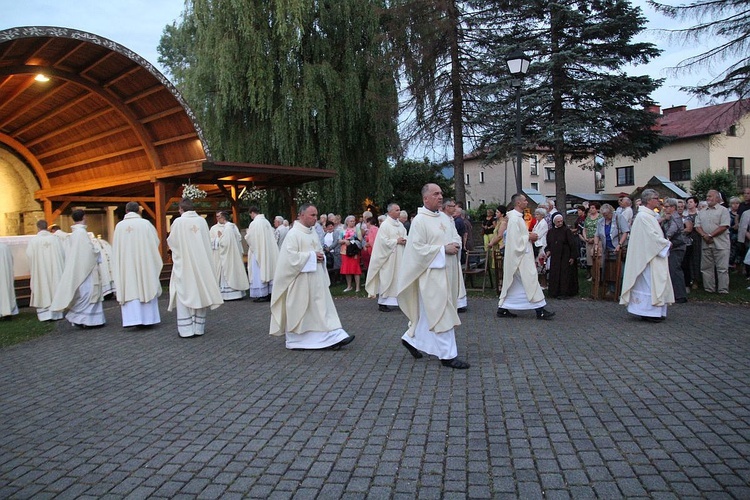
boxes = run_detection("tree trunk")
[447,0,465,204]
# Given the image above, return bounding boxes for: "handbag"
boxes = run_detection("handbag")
[345,237,362,256]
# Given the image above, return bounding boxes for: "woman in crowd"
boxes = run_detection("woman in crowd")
[544,213,579,299]
[481,208,497,251]
[321,220,343,279]
[532,207,549,288]
[340,215,362,292]
[660,198,688,303]
[729,196,742,270]
[593,203,629,296]
[487,205,508,293]
[361,216,379,272]
[580,203,601,281]
[683,196,701,289]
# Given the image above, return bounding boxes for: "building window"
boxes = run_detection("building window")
[545,167,555,181]
[465,173,470,185]
[466,200,471,210]
[546,155,554,163]
[530,156,539,176]
[616,166,634,186]
[728,125,737,137]
[729,157,744,177]
[669,159,691,181]
[479,171,485,183]
[480,199,486,205]
[530,182,539,190]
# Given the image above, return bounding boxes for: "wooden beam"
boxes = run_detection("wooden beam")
[0,81,70,130]
[102,64,141,88]
[79,50,117,76]
[35,125,131,159]
[154,181,168,260]
[139,106,183,124]
[24,106,113,147]
[0,75,35,114]
[53,195,156,203]
[152,132,198,147]
[123,85,164,104]
[50,200,72,222]
[138,199,156,220]
[54,41,88,68]
[11,92,90,137]
[45,146,145,174]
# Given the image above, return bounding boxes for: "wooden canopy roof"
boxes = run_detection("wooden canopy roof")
[0,27,335,256]
[0,26,335,215]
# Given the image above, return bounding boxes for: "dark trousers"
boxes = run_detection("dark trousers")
[669,246,686,301]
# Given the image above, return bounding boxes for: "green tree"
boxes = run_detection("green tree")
[471,0,665,207]
[158,0,400,213]
[690,169,738,202]
[649,0,750,101]
[388,158,455,213]
[385,0,487,205]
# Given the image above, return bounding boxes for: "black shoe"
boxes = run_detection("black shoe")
[441,358,470,369]
[253,294,271,303]
[457,307,467,313]
[640,315,664,323]
[536,308,556,320]
[379,305,392,312]
[675,297,687,304]
[401,339,423,359]
[327,335,355,350]
[496,308,517,318]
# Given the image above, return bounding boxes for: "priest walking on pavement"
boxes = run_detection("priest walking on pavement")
[112,202,163,327]
[270,203,354,350]
[397,183,470,369]
[246,206,279,302]
[26,220,65,321]
[496,193,556,320]
[620,188,674,322]
[167,198,223,338]
[365,202,407,312]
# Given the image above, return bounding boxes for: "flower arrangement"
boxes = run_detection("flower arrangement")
[181,182,207,200]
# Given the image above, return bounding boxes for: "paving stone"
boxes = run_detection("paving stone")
[0,297,748,498]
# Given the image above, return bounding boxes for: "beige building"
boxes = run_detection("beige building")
[462,148,597,209]
[604,101,750,194]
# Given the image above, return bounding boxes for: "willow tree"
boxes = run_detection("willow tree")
[158,0,399,213]
[471,0,665,206]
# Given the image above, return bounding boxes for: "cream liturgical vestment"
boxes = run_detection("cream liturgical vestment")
[51,224,105,326]
[498,209,546,310]
[167,211,223,338]
[365,215,407,306]
[620,206,674,318]
[397,207,462,360]
[270,221,349,349]
[245,214,278,298]
[112,212,163,327]
[210,221,249,300]
[26,230,65,321]
[0,243,18,318]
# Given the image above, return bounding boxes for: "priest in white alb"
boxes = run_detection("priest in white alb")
[26,220,65,321]
[245,206,278,302]
[365,202,407,312]
[620,189,674,322]
[397,184,469,369]
[51,209,105,327]
[209,210,249,301]
[0,242,18,319]
[167,198,223,338]
[112,202,163,327]
[496,193,556,320]
[270,203,354,350]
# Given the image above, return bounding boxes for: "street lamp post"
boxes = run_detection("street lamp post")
[506,50,531,195]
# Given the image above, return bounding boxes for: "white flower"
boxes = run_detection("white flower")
[182,183,207,200]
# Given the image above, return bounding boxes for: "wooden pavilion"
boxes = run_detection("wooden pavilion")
[0,26,336,258]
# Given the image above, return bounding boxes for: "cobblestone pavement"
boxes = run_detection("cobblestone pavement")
[0,294,748,499]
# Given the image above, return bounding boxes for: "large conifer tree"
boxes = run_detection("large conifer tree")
[158,0,399,213]
[472,0,665,206]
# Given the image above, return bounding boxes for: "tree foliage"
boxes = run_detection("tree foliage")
[649,0,750,101]
[158,0,400,214]
[690,168,738,202]
[470,0,665,207]
[388,158,454,213]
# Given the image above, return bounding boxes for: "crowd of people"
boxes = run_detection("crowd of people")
[3,184,749,369]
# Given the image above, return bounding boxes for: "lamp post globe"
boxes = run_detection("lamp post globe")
[506,49,531,194]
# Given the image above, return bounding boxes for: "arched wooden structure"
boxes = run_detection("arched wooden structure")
[0,26,335,257]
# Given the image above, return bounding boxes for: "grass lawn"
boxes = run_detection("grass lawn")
[0,311,57,349]
[330,267,750,305]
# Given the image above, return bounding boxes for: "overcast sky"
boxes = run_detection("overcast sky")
[1,0,722,126]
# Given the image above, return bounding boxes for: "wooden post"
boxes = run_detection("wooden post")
[154,181,168,261]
